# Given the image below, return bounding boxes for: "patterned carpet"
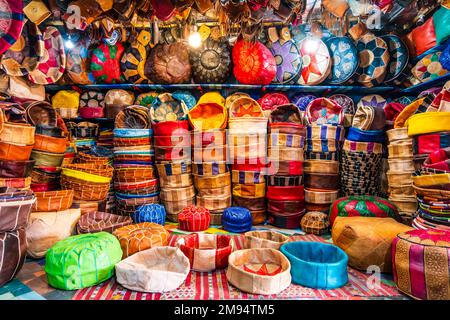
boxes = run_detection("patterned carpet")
[0,226,408,300]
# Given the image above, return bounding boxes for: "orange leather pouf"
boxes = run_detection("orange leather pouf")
[113,222,169,258]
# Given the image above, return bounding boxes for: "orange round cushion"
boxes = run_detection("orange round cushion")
[112,222,169,258]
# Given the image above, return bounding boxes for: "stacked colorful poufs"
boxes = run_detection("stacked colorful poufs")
[152,93,194,222]
[340,97,386,196]
[392,229,450,300]
[386,127,417,224]
[45,232,122,290]
[132,204,166,225]
[113,105,159,217]
[0,189,35,286]
[332,217,412,272]
[228,95,268,224]
[304,98,344,213]
[267,104,306,229]
[189,92,230,225]
[329,195,401,226]
[113,222,169,258]
[222,207,252,233]
[178,205,211,232]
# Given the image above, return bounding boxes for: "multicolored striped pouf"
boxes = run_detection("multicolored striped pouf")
[392,229,450,300]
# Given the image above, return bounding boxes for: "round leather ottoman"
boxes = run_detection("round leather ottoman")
[178,205,211,232]
[132,204,166,225]
[222,207,252,233]
[113,222,169,258]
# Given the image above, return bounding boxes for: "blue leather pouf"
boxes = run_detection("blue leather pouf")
[280,241,348,289]
[222,207,253,233]
[133,204,166,225]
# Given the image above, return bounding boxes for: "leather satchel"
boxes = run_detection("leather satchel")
[146,43,192,84]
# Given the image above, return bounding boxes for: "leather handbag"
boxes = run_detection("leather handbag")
[146,43,192,84]
[190,38,231,84]
[0,159,35,178]
[304,173,340,190]
[33,134,67,154]
[0,142,33,161]
[32,190,74,212]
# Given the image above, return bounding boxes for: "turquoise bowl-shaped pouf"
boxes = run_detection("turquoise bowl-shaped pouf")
[133,204,166,225]
[45,232,122,290]
[280,241,348,289]
[222,207,252,233]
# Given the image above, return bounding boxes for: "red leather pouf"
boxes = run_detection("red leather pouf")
[178,205,211,232]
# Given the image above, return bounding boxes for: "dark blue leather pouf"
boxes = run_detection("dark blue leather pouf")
[133,204,166,225]
[222,207,252,233]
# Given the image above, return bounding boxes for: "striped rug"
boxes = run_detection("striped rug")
[73,234,403,300]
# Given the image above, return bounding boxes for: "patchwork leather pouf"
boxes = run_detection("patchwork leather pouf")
[392,229,450,300]
[132,204,166,225]
[300,211,330,235]
[0,228,27,287]
[178,205,211,232]
[45,232,122,290]
[113,222,169,258]
[222,207,252,233]
[177,233,234,272]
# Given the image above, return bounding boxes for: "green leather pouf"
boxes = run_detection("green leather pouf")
[45,232,122,290]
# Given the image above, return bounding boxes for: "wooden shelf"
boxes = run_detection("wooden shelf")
[400,74,450,94]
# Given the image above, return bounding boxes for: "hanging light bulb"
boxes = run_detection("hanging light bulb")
[188,31,202,48]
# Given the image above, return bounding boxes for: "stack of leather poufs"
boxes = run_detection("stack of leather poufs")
[189,93,230,225]
[0,189,35,287]
[406,111,450,230]
[304,98,344,213]
[386,127,417,224]
[228,95,267,225]
[26,190,80,258]
[60,163,113,206]
[26,101,67,192]
[392,229,450,300]
[113,105,159,217]
[340,99,386,196]
[0,103,35,191]
[152,93,193,222]
[267,104,306,228]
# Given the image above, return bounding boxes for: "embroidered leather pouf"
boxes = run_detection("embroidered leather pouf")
[132,204,166,225]
[333,217,413,273]
[45,232,122,290]
[65,36,94,85]
[412,52,448,83]
[90,42,125,84]
[232,39,276,85]
[222,206,253,233]
[381,35,409,84]
[178,205,211,232]
[300,211,330,235]
[120,30,151,84]
[329,195,401,226]
[355,33,390,87]
[177,233,234,272]
[325,36,359,85]
[392,229,450,300]
[113,222,169,258]
[190,38,231,84]
[297,37,331,85]
[268,37,302,84]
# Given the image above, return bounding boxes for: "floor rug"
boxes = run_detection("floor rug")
[73,234,404,300]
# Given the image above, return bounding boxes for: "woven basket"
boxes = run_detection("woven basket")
[32,190,74,212]
[63,163,114,177]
